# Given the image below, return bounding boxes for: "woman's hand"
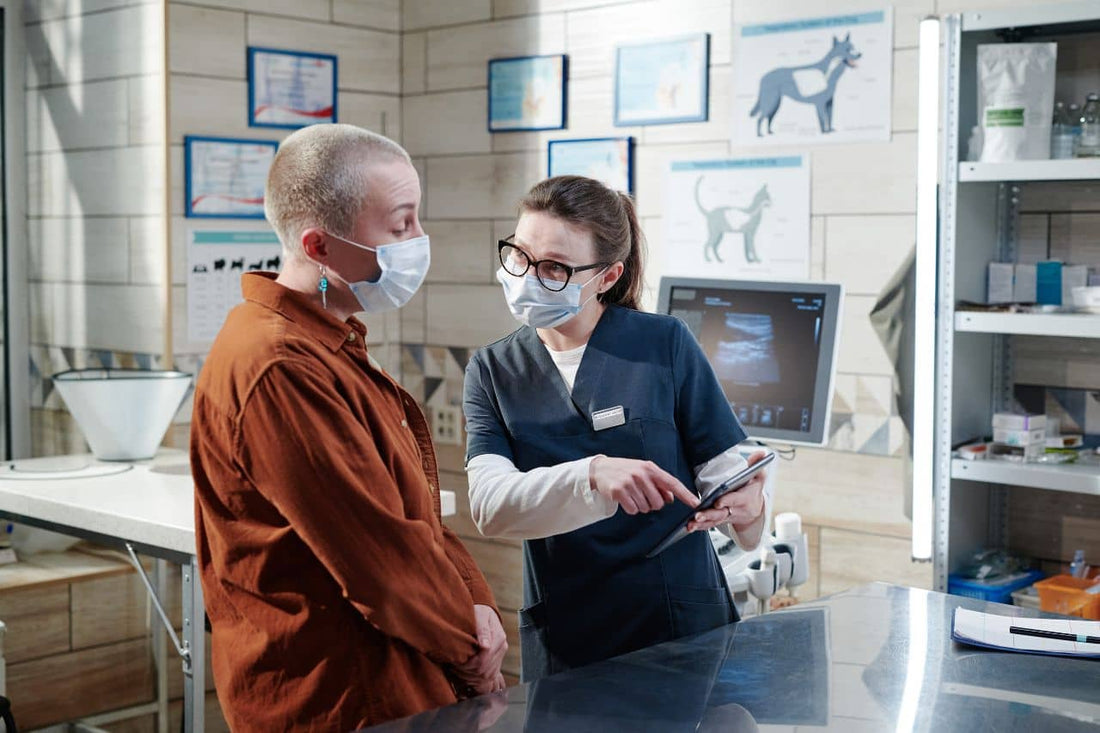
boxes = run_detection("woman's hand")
[685,451,768,534]
[589,456,699,514]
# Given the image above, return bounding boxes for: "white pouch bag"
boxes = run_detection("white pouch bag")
[977,43,1057,161]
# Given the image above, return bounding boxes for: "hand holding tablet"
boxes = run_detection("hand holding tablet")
[646,451,775,558]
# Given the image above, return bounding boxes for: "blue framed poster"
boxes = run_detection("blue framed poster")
[548,137,635,193]
[615,34,710,126]
[248,47,338,129]
[488,54,567,132]
[184,136,278,219]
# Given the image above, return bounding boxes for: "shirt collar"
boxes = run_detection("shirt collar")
[241,272,365,352]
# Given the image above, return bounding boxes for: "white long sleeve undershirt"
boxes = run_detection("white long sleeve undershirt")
[466,343,773,548]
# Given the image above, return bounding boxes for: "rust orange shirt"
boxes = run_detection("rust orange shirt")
[191,273,496,731]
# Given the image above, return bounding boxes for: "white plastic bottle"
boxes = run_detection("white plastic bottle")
[1077,94,1100,157]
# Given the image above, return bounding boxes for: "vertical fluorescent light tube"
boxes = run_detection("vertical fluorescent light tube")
[912,16,940,562]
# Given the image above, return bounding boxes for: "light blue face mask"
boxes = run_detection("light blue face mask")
[496,265,607,329]
[326,232,430,313]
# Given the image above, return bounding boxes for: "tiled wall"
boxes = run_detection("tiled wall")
[400,0,939,640]
[24,0,167,455]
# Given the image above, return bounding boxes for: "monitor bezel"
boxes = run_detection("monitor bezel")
[656,276,844,447]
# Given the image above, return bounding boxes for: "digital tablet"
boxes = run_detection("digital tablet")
[645,452,775,559]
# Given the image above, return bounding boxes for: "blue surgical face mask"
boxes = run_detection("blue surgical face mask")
[496,265,607,329]
[327,232,430,312]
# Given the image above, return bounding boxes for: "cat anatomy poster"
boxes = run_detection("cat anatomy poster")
[733,10,893,146]
[664,156,810,280]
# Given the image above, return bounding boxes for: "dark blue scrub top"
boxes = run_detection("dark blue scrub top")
[463,305,748,681]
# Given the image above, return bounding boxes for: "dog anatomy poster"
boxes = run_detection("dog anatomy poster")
[664,157,810,281]
[732,10,893,146]
[188,228,283,343]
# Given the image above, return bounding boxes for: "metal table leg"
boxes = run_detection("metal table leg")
[183,556,206,733]
[154,559,169,733]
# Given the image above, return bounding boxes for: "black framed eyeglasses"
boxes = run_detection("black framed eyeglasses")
[498,237,606,292]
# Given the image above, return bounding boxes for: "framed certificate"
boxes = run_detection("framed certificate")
[548,137,635,193]
[184,136,278,219]
[488,54,567,132]
[614,34,710,126]
[248,47,338,128]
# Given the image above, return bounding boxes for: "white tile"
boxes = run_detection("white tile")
[825,215,915,296]
[819,528,932,596]
[640,65,731,146]
[634,141,731,218]
[426,14,566,91]
[836,294,895,377]
[172,0,329,21]
[28,147,165,217]
[169,4,246,78]
[403,90,491,156]
[425,284,518,347]
[247,15,400,94]
[31,282,165,354]
[26,79,129,152]
[27,4,161,85]
[404,0,491,31]
[332,0,400,30]
[811,133,918,216]
[340,91,400,138]
[129,216,172,286]
[129,74,165,146]
[412,156,428,217]
[169,76,285,143]
[423,220,495,284]
[892,49,918,133]
[28,217,130,284]
[566,0,731,80]
[494,0,636,16]
[25,0,145,23]
[734,0,932,49]
[772,448,912,537]
[810,215,825,281]
[425,152,544,220]
[402,32,427,95]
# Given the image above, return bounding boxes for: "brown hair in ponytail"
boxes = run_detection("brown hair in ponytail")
[517,175,646,310]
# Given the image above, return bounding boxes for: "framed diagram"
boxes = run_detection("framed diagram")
[548,137,635,193]
[248,47,338,128]
[488,54,567,132]
[614,34,709,126]
[184,136,278,219]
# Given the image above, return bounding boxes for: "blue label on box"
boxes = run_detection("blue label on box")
[1036,261,1063,306]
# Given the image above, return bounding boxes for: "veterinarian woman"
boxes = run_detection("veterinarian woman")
[463,175,771,681]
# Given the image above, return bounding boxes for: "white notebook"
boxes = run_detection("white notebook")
[952,607,1100,659]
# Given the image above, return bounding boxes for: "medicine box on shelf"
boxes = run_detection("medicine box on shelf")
[948,569,1046,604]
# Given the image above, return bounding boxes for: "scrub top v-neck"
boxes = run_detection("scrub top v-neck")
[464,305,747,681]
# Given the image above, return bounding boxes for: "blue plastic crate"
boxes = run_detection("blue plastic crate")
[948,569,1045,605]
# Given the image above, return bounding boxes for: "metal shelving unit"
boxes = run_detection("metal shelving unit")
[931,5,1100,592]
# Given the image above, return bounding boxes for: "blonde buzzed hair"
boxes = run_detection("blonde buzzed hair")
[264,124,410,260]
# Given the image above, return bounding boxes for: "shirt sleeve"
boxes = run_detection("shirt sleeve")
[693,447,773,551]
[672,319,748,467]
[463,353,514,463]
[439,524,498,610]
[466,453,617,540]
[235,360,480,668]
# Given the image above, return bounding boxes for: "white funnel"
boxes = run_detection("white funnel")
[52,369,192,461]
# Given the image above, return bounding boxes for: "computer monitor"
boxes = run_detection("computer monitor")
[656,277,843,446]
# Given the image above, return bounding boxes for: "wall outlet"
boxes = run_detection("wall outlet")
[429,405,464,446]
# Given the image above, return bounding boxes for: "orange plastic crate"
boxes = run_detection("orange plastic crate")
[1035,574,1100,619]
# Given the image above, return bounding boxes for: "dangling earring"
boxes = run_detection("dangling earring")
[318,265,329,309]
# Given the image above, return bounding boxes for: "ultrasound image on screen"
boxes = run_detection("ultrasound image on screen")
[714,313,781,384]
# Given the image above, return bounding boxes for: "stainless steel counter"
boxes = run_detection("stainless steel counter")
[365,583,1100,732]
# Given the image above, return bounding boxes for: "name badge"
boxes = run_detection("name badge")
[591,406,626,431]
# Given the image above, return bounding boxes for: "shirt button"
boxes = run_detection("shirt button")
[428,482,436,494]
[400,419,408,428]
[346,332,357,342]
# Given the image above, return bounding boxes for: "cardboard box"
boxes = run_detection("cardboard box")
[988,262,1015,304]
[992,412,1047,430]
[1014,264,1037,303]
[993,427,1046,446]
